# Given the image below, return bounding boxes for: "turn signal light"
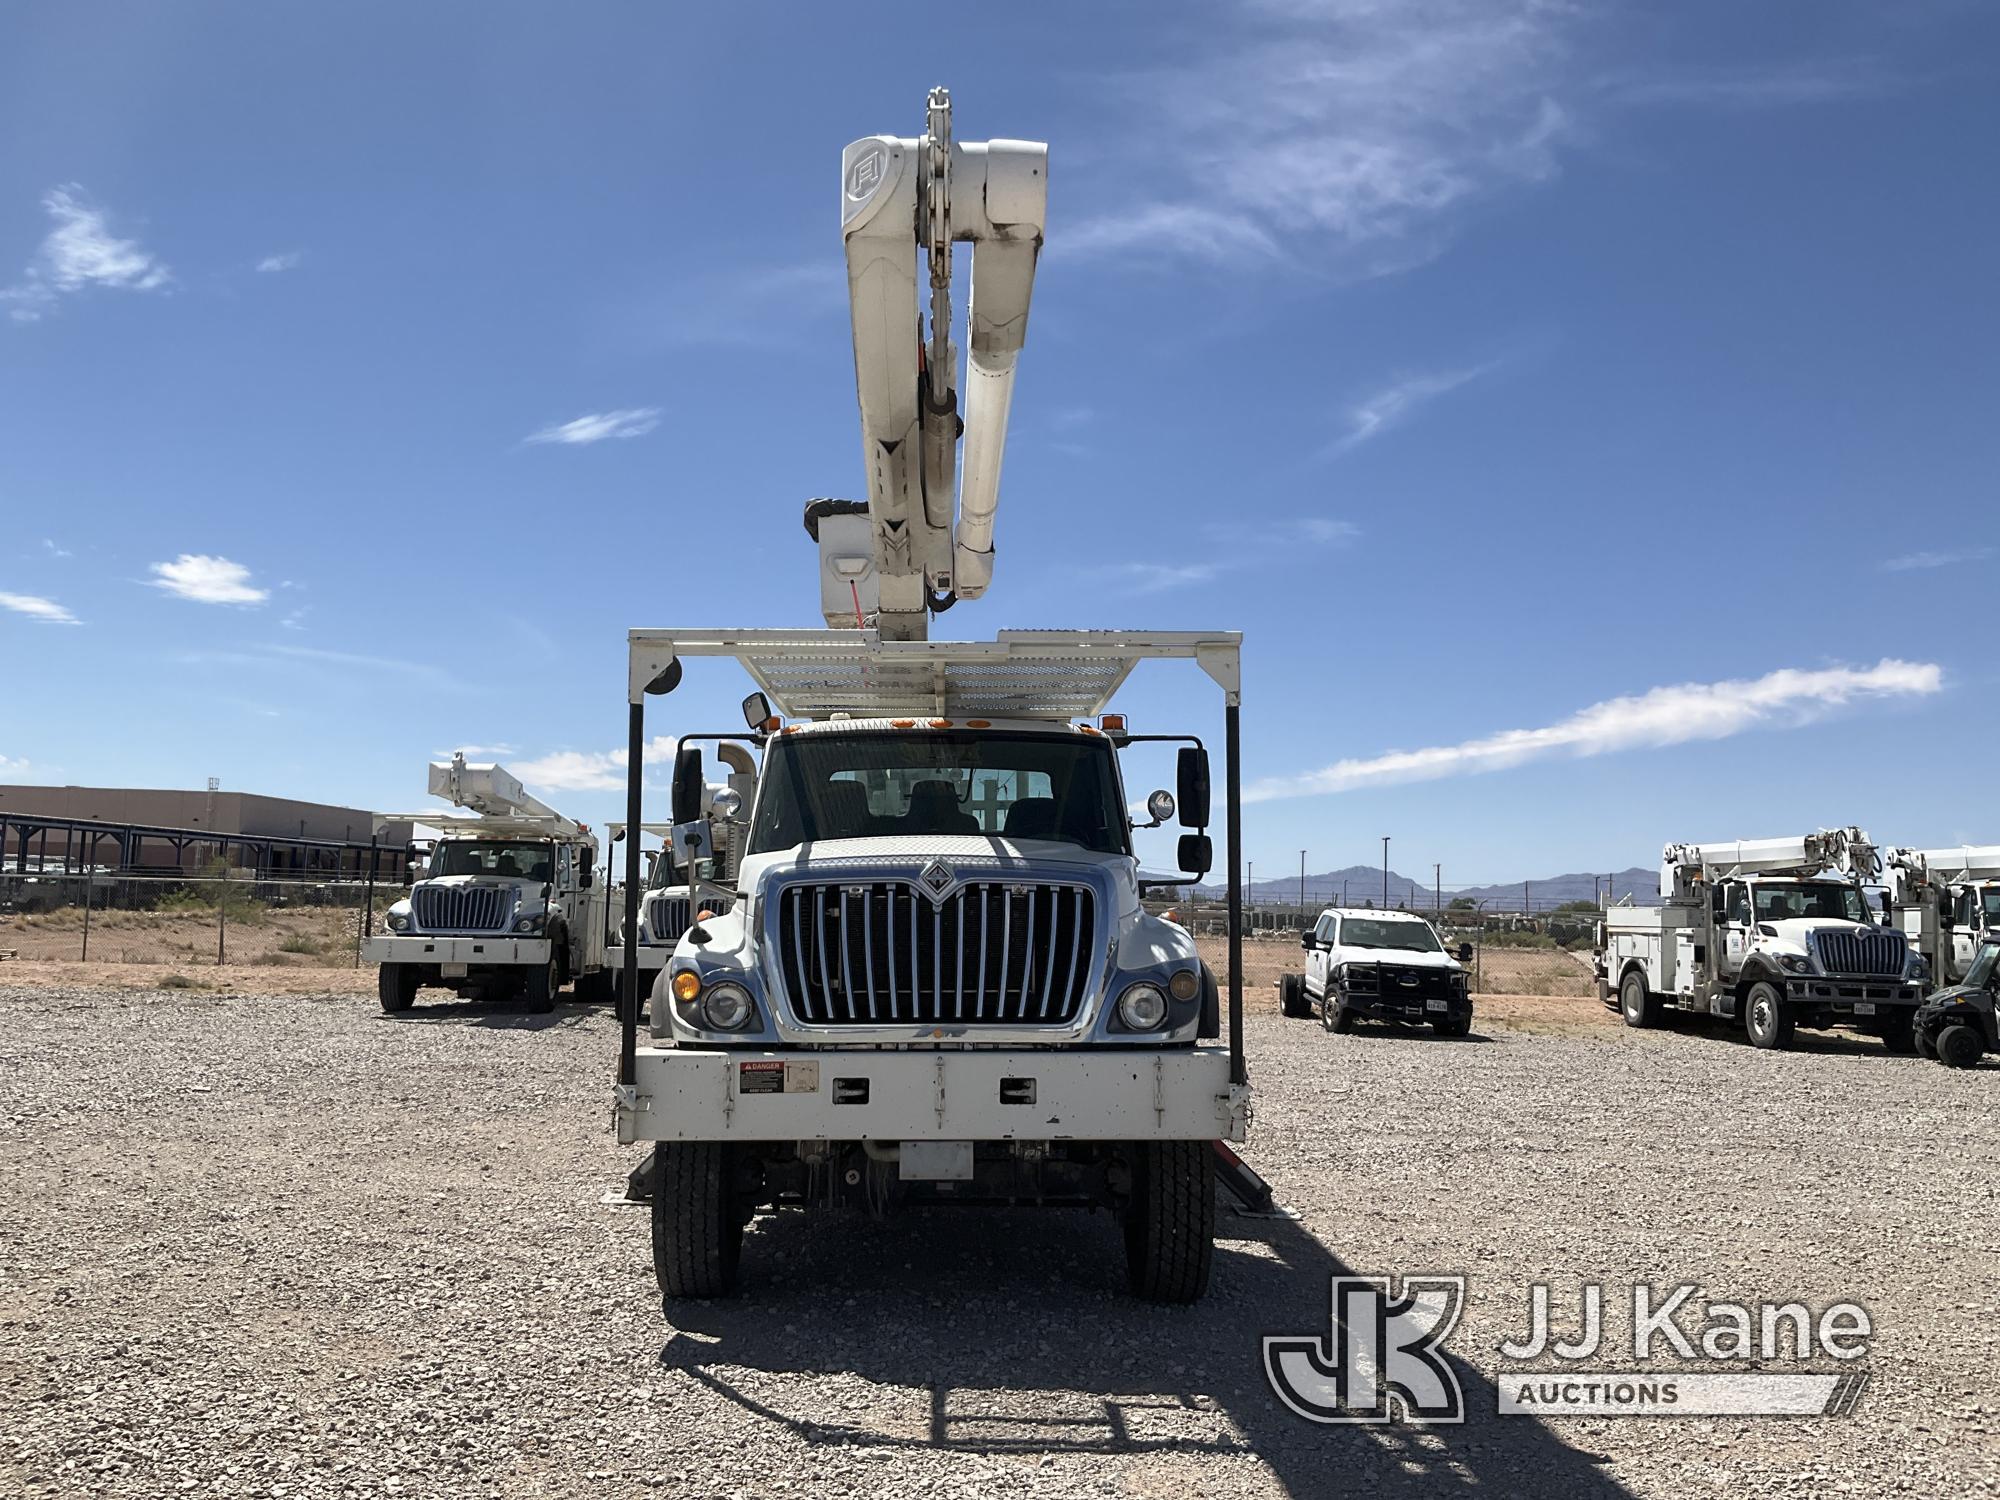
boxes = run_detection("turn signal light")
[671,971,701,1003]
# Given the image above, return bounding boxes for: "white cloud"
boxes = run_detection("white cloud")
[1329,364,1492,454]
[435,743,520,761]
[1598,60,1889,110]
[4,185,171,321]
[1068,2,1572,274]
[149,554,268,605]
[0,591,80,625]
[526,408,661,446]
[0,753,36,777]
[42,538,71,558]
[1881,546,1991,573]
[256,251,303,273]
[1292,517,1362,545]
[514,737,678,793]
[1111,561,1230,595]
[1249,659,1944,801]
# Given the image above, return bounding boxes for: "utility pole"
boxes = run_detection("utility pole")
[1524,880,1530,926]
[1382,836,1391,908]
[1298,850,1306,914]
[1341,877,1348,907]
[1434,863,1442,920]
[1247,861,1253,910]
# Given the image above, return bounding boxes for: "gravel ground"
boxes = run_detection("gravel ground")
[2,979,1996,1499]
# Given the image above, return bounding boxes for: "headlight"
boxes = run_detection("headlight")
[1778,953,1814,974]
[385,910,410,933]
[1117,983,1169,1031]
[1168,969,1200,1003]
[1906,953,1930,982]
[699,982,755,1031]
[514,913,546,934]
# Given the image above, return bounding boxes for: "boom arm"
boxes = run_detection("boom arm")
[422,753,583,841]
[1662,828,1880,899]
[1887,845,2000,903]
[833,87,1046,640]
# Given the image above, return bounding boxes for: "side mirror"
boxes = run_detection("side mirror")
[578,849,594,889]
[1299,929,1315,950]
[1938,904,1954,929]
[742,691,774,731]
[672,746,704,825]
[1457,942,1473,962]
[1145,789,1175,826]
[1177,833,1212,877]
[1176,747,1210,828]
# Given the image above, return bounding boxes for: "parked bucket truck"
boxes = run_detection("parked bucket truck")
[1598,828,1927,1051]
[1887,844,2000,987]
[367,755,610,1013]
[611,90,1251,1306]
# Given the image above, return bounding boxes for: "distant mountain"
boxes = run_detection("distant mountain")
[1195,864,1659,912]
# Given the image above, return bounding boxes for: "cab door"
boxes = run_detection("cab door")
[1719,882,1752,978]
[1950,888,1979,984]
[1306,912,1337,999]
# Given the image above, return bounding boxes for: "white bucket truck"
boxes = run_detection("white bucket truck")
[366,755,610,1013]
[1598,828,1927,1050]
[1887,845,2000,987]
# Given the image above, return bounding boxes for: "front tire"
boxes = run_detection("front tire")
[1619,970,1658,1029]
[1123,1141,1214,1304]
[1936,1023,1983,1069]
[521,953,561,1014]
[1432,1009,1471,1038]
[1743,981,1793,1050]
[377,963,419,1014]
[652,1142,742,1298]
[1879,1010,1916,1055]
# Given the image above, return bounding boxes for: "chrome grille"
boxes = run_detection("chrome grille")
[412,884,514,933]
[775,880,1095,1025]
[1812,927,1907,978]
[645,893,732,945]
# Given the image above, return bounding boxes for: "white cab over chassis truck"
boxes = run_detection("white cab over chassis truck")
[1598,829,1926,1051]
[365,755,610,1014]
[613,630,1248,1303]
[1887,845,2000,988]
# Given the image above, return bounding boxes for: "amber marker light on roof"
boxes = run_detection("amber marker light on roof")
[1100,713,1128,734]
[929,718,953,728]
[965,719,991,728]
[891,719,916,728]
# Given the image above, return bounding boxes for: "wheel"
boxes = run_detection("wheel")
[1936,1023,1983,1069]
[1879,1010,1916,1055]
[1432,1010,1471,1038]
[1619,970,1658,1029]
[1328,998,1356,1034]
[1123,1140,1214,1304]
[521,953,561,1014]
[376,963,419,1014]
[1914,1022,1937,1060]
[1279,974,1312,1019]
[651,1142,742,1298]
[1743,981,1793,1050]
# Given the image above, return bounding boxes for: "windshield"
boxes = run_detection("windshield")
[1753,882,1867,925]
[1338,917,1443,954]
[1967,942,2000,990]
[748,730,1128,855]
[427,841,553,882]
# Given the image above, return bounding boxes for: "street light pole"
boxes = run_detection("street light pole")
[1298,850,1306,914]
[1382,836,1391,908]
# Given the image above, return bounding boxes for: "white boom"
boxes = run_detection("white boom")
[831,87,1046,641]
[1886,844,2000,900]
[1661,828,1879,899]
[419,753,582,840]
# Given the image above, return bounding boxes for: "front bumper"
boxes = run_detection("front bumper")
[1338,987,1473,1025]
[615,1045,1249,1146]
[363,934,553,966]
[602,943,670,977]
[1784,977,1923,1011]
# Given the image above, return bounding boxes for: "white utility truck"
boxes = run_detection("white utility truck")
[601,749,757,1002]
[610,91,1252,1305]
[367,755,610,1013]
[1887,845,2000,987]
[1598,829,1927,1050]
[1283,907,1474,1036]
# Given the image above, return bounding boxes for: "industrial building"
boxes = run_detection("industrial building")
[0,784,415,881]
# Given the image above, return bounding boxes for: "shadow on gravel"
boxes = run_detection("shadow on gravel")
[378,999,597,1032]
[655,1208,1632,1499]
[1339,1024,1497,1046]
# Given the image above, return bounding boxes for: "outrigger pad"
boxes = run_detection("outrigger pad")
[600,1147,658,1207]
[1212,1141,1296,1220]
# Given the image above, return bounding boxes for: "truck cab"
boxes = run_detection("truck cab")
[1293,908,1472,1036]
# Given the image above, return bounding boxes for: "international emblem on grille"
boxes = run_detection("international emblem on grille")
[920,859,956,900]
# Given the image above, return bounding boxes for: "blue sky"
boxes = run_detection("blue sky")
[1,1,1994,886]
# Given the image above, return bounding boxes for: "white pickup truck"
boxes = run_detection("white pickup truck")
[1282,908,1474,1036]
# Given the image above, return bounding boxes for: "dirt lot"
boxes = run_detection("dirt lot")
[1,943,1994,1499]
[0,904,371,975]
